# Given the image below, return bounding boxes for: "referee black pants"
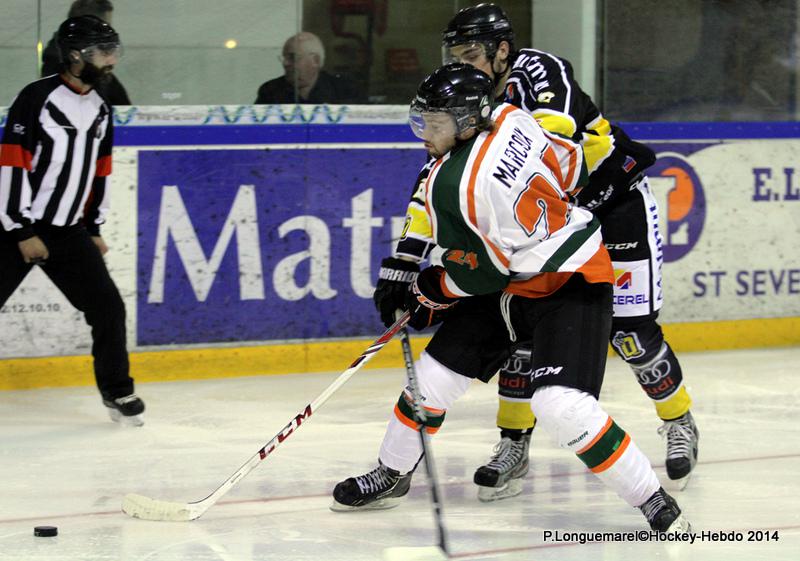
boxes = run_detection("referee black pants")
[0,225,133,400]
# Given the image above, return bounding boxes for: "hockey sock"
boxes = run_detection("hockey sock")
[497,398,537,431]
[628,342,692,420]
[379,351,471,473]
[611,320,693,421]
[532,385,660,507]
[497,348,537,431]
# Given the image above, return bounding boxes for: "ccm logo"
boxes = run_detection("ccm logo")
[532,366,563,379]
[605,242,638,250]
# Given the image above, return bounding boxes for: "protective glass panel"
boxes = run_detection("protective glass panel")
[601,0,798,121]
[0,0,535,106]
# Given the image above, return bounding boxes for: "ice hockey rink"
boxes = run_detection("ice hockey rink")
[1,346,798,561]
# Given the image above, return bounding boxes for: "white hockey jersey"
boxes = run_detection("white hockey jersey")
[422,103,613,298]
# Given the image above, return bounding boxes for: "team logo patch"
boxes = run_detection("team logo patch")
[611,331,645,360]
[537,91,555,104]
[614,269,632,289]
[648,152,706,263]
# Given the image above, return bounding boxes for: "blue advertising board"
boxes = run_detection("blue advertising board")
[126,113,798,349]
[137,148,426,345]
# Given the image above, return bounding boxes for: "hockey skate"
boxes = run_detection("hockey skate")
[658,411,699,489]
[103,394,145,426]
[330,461,413,511]
[639,487,692,533]
[474,434,530,502]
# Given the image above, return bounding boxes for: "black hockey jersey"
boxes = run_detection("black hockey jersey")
[0,75,113,241]
[504,48,655,212]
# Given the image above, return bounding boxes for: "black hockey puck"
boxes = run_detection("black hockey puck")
[34,526,58,537]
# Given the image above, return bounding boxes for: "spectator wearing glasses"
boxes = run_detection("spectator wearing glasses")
[255,32,363,105]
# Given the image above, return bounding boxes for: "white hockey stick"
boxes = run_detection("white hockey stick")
[383,326,449,561]
[122,312,410,522]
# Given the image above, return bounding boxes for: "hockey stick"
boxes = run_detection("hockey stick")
[383,326,449,561]
[122,312,410,522]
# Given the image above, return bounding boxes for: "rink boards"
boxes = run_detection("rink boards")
[0,105,798,389]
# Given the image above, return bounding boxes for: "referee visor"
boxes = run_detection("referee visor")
[80,42,123,64]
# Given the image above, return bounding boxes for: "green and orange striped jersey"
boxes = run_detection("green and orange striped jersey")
[421,103,613,299]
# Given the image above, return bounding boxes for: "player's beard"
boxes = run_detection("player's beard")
[79,63,113,86]
[424,143,443,158]
[425,137,457,159]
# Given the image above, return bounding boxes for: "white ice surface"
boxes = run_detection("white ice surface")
[1,347,799,561]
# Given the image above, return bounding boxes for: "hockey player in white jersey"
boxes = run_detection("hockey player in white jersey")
[434,3,698,499]
[331,64,690,533]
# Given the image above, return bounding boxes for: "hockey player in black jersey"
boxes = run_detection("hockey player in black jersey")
[0,15,144,425]
[374,3,699,502]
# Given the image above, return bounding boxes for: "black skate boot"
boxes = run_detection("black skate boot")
[658,411,699,487]
[103,394,145,426]
[639,487,692,533]
[474,433,530,502]
[330,461,413,511]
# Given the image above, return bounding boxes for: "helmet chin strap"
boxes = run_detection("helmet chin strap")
[487,43,513,89]
[490,59,512,101]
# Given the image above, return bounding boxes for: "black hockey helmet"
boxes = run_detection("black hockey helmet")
[408,63,494,139]
[57,15,120,63]
[442,3,515,63]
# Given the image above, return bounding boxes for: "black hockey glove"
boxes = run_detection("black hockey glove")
[374,257,420,327]
[404,266,459,331]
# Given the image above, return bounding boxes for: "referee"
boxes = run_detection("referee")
[0,15,144,425]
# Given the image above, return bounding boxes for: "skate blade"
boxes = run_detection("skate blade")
[667,471,693,491]
[665,514,692,534]
[329,496,404,512]
[108,409,144,427]
[382,546,448,561]
[477,478,523,502]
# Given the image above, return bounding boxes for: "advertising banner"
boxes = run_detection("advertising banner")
[136,147,424,345]
[0,105,797,360]
[649,140,800,322]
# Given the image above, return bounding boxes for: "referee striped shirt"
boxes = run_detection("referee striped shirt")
[0,74,113,241]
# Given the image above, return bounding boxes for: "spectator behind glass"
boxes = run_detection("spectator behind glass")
[255,32,364,105]
[41,0,131,106]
